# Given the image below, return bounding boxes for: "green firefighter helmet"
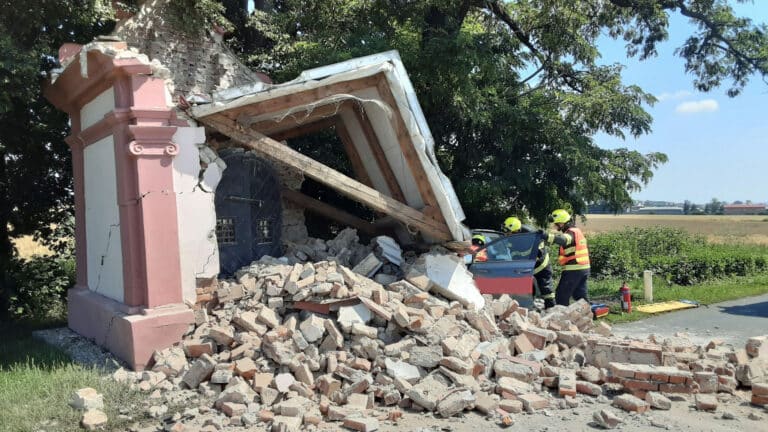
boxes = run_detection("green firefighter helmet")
[471,234,487,246]
[503,216,522,233]
[549,209,571,224]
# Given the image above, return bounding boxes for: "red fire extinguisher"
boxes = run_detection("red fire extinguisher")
[620,281,632,313]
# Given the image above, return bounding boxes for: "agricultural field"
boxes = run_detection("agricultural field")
[11,235,52,259]
[582,214,768,245]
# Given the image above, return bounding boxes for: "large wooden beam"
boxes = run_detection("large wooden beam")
[201,114,453,241]
[220,75,381,120]
[281,188,377,236]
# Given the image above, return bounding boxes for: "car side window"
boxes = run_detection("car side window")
[481,233,539,262]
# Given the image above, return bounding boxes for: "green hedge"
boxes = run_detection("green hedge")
[6,255,74,319]
[584,227,768,285]
[4,215,75,320]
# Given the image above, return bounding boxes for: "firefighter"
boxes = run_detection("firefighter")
[469,234,488,262]
[543,209,590,306]
[502,216,556,309]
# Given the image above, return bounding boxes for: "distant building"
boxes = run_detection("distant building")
[634,207,684,215]
[723,204,767,215]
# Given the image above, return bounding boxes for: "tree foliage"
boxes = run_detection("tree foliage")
[222,0,767,226]
[1,1,767,283]
[0,1,114,311]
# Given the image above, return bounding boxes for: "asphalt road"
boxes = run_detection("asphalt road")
[612,293,768,347]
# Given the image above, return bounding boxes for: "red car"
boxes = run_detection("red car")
[466,229,543,308]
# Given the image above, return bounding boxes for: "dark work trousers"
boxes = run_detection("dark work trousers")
[534,264,554,299]
[555,269,590,306]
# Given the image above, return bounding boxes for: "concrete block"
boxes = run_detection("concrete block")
[436,389,475,417]
[233,358,257,379]
[474,391,499,414]
[69,388,104,410]
[385,358,422,383]
[496,377,533,396]
[576,380,602,396]
[221,402,246,417]
[558,369,577,397]
[518,393,549,411]
[358,296,392,321]
[299,314,326,343]
[316,374,342,396]
[182,353,216,389]
[499,399,523,414]
[257,307,280,329]
[208,326,235,346]
[493,359,536,382]
[613,394,649,413]
[424,254,485,311]
[342,417,379,432]
[408,345,443,368]
[645,392,671,410]
[252,372,273,391]
[210,368,233,384]
[260,387,279,406]
[272,415,302,432]
[513,333,536,355]
[593,409,622,429]
[275,373,296,393]
[407,377,448,411]
[351,323,378,339]
[151,347,188,378]
[746,335,767,358]
[694,371,718,393]
[352,252,383,277]
[81,409,108,430]
[338,304,373,329]
[183,339,216,358]
[292,363,314,387]
[322,319,344,350]
[439,357,473,375]
[695,394,718,411]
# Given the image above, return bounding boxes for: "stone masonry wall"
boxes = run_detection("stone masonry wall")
[112,0,263,101]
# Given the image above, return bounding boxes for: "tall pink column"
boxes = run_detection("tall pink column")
[44,45,194,370]
[127,125,183,307]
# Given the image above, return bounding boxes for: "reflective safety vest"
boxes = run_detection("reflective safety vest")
[470,244,488,262]
[534,241,549,274]
[558,227,590,270]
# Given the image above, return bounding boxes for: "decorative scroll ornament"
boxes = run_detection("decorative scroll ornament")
[128,140,179,156]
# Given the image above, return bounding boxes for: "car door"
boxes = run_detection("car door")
[470,232,541,302]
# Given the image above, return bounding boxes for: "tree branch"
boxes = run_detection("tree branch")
[485,0,547,64]
[609,0,767,73]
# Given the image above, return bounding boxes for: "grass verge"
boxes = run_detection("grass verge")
[589,273,768,324]
[0,321,145,432]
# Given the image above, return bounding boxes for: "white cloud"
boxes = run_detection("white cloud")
[675,99,719,114]
[656,90,692,101]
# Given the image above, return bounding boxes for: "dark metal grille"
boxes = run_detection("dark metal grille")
[257,219,272,242]
[216,218,236,244]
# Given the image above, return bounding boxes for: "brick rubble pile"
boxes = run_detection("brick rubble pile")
[111,231,768,431]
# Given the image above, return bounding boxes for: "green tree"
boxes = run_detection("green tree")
[683,200,692,215]
[233,0,765,226]
[0,1,114,310]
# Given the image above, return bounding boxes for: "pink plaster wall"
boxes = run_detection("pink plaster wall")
[44,44,194,369]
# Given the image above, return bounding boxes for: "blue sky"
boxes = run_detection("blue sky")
[595,2,768,204]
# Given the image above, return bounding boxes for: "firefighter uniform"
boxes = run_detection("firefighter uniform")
[544,209,590,306]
